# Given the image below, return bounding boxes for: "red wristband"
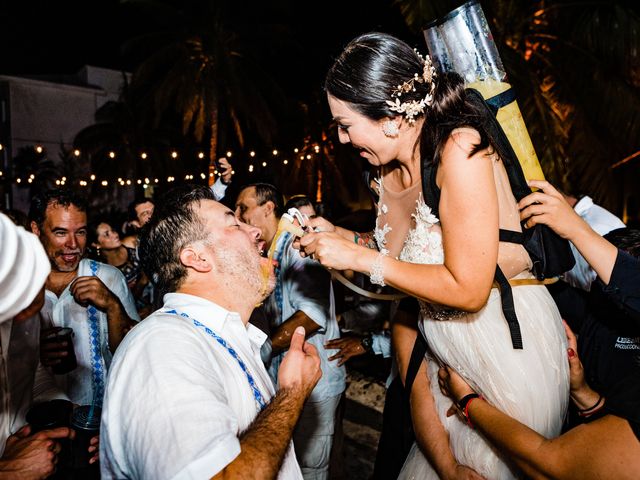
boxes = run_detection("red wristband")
[460,394,483,429]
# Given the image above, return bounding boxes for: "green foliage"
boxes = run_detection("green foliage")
[395,0,640,213]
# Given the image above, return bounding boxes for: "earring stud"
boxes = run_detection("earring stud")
[382,121,399,137]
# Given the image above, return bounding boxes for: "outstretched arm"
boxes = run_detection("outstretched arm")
[270,311,320,355]
[301,132,499,312]
[438,365,640,480]
[518,180,618,284]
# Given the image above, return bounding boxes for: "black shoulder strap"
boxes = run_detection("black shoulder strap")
[494,265,524,349]
[465,88,532,202]
[405,333,428,394]
[421,157,441,219]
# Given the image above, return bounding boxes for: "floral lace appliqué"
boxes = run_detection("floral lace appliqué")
[399,195,443,265]
[374,176,391,255]
[400,195,464,321]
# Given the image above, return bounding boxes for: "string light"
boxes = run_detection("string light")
[7,140,316,187]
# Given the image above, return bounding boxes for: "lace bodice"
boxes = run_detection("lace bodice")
[373,176,444,267]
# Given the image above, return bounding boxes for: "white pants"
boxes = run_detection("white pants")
[293,393,343,480]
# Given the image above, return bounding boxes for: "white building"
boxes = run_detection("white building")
[0,65,131,212]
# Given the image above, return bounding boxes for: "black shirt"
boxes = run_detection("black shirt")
[549,249,640,438]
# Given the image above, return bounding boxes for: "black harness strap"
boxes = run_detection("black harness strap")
[494,265,524,350]
[485,87,517,113]
[405,333,428,394]
[499,229,524,244]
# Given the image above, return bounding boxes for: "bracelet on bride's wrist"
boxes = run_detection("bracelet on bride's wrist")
[369,250,387,286]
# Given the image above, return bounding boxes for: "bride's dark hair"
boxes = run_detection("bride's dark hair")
[325,32,498,166]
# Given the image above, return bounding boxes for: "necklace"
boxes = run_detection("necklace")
[161,307,267,410]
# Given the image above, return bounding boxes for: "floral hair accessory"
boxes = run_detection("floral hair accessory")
[385,50,437,125]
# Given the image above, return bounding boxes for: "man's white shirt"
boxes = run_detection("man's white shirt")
[564,196,625,291]
[100,293,302,479]
[0,316,68,453]
[41,259,140,405]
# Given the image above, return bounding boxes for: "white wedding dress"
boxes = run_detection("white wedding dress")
[375,144,569,479]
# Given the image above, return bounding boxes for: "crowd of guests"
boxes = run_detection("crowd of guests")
[0,31,638,480]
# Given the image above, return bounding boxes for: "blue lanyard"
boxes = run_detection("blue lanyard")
[161,308,267,410]
[87,260,105,407]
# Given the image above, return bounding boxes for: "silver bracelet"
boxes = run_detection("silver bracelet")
[370,250,387,286]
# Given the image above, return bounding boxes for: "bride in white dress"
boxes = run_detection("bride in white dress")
[298,32,569,479]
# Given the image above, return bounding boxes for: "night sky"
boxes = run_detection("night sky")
[0,0,416,104]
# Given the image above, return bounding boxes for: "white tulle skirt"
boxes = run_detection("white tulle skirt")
[398,284,569,480]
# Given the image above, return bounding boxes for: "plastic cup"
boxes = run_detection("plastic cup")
[26,399,73,433]
[42,327,78,374]
[422,0,546,182]
[71,405,101,469]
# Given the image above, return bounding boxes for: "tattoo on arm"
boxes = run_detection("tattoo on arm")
[355,231,377,249]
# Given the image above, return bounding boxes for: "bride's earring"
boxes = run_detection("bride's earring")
[382,120,399,137]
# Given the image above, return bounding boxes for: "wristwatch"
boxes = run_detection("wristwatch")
[361,334,374,354]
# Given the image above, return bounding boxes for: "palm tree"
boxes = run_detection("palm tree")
[119,0,292,172]
[394,0,640,214]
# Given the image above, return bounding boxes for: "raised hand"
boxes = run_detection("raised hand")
[278,326,322,398]
[217,157,233,184]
